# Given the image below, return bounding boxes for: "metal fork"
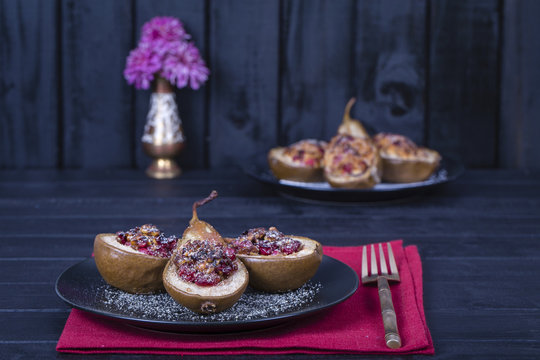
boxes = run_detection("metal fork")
[361,243,402,349]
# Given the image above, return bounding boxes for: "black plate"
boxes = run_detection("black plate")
[245,154,463,202]
[55,256,358,333]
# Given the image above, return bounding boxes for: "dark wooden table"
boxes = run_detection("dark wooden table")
[1,169,539,359]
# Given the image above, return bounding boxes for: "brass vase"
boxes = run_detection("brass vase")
[142,77,185,179]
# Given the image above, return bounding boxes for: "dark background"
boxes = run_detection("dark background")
[1,0,539,170]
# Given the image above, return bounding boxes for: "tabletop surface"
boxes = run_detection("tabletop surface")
[1,168,539,360]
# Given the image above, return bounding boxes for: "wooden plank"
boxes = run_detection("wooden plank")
[0,168,539,184]
[0,215,538,241]
[2,235,94,258]
[433,341,540,360]
[0,284,67,309]
[2,195,540,221]
[0,312,69,341]
[352,0,427,143]
[133,0,208,170]
[279,0,356,143]
[61,0,134,168]
[2,187,540,222]
[1,259,81,283]
[428,0,499,167]
[2,171,540,203]
[0,0,59,168]
[499,0,540,170]
[2,171,540,200]
[0,168,261,182]
[0,173,275,199]
[0,345,59,359]
[425,311,540,343]
[208,0,280,166]
[425,279,540,311]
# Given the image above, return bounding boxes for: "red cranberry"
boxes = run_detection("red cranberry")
[225,247,236,261]
[342,163,353,174]
[281,241,301,255]
[194,272,220,286]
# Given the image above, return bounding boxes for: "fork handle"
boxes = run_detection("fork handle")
[377,277,402,349]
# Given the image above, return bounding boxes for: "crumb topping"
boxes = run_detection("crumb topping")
[324,134,378,177]
[282,139,326,168]
[228,227,303,256]
[373,133,439,161]
[116,224,177,258]
[172,240,237,286]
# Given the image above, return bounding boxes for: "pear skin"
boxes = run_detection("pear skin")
[94,233,169,294]
[226,235,323,293]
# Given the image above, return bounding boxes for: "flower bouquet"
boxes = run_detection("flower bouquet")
[124,16,209,90]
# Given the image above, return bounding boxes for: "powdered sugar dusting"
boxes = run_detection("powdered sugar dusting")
[98,282,322,322]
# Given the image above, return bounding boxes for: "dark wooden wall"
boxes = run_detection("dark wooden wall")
[1,0,538,170]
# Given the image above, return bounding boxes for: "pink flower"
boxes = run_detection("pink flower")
[141,16,189,44]
[124,16,209,90]
[162,42,209,90]
[124,45,161,89]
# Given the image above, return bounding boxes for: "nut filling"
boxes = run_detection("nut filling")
[282,140,326,167]
[116,224,178,258]
[373,133,437,160]
[172,240,238,286]
[325,134,378,176]
[229,227,303,256]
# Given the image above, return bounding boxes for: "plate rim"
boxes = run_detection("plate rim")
[244,152,464,199]
[55,255,359,332]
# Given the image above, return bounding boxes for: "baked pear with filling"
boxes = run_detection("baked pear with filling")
[337,97,370,139]
[93,224,178,294]
[163,191,249,314]
[323,134,382,188]
[373,133,441,183]
[268,139,327,182]
[225,227,322,293]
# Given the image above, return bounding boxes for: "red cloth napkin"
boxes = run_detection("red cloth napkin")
[57,240,434,355]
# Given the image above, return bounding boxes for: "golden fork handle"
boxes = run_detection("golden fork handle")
[377,276,402,349]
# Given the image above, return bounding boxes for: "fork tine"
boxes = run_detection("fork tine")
[370,244,378,276]
[387,242,398,275]
[379,243,388,275]
[361,246,368,279]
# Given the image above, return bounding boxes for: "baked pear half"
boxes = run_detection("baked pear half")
[163,191,249,314]
[373,133,441,183]
[323,134,382,189]
[268,139,327,182]
[337,97,370,139]
[93,224,178,294]
[225,227,323,293]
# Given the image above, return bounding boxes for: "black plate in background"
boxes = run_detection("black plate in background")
[245,154,463,202]
[55,256,358,333]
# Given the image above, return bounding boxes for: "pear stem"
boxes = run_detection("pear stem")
[342,97,357,125]
[191,190,218,223]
